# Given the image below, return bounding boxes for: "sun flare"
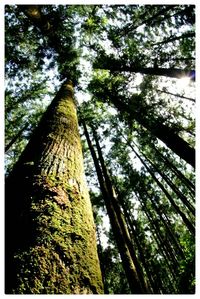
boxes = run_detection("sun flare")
[177,76,191,90]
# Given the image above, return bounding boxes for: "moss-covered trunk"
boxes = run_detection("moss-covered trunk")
[5,81,103,294]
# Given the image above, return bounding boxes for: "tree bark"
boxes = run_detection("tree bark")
[156,89,195,103]
[94,60,195,81]
[117,193,159,293]
[120,66,195,81]
[131,141,195,216]
[5,81,103,294]
[135,193,178,292]
[91,127,150,293]
[128,144,195,235]
[110,96,195,168]
[5,122,29,153]
[82,120,145,294]
[20,5,52,34]
[20,5,63,54]
[152,31,195,47]
[152,144,195,194]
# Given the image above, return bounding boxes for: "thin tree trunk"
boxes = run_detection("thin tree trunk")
[128,144,195,234]
[142,190,185,259]
[121,6,183,35]
[138,196,179,275]
[5,122,29,153]
[135,194,178,292]
[156,89,195,103]
[152,31,195,47]
[91,127,150,293]
[134,188,181,270]
[82,120,145,294]
[111,96,195,168]
[128,219,160,293]
[5,81,103,294]
[94,216,108,294]
[148,158,195,215]
[131,141,195,216]
[95,60,195,81]
[117,195,160,293]
[125,66,195,81]
[152,144,195,194]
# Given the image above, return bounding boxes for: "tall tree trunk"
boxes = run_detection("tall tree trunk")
[156,89,195,103]
[126,66,194,81]
[127,144,195,234]
[148,121,195,168]
[133,187,181,271]
[95,61,195,81]
[152,144,195,194]
[135,193,178,292]
[140,188,185,259]
[91,127,150,293]
[117,194,159,293]
[131,141,195,216]
[5,81,103,294]
[147,157,195,216]
[5,122,29,153]
[152,31,195,47]
[20,5,52,34]
[111,96,195,168]
[20,5,64,57]
[120,6,188,35]
[82,120,145,294]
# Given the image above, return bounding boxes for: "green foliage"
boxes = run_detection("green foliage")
[5,4,195,294]
[102,245,131,294]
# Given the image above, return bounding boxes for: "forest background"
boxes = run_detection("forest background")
[1,0,200,296]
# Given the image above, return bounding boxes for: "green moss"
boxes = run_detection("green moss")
[6,83,103,294]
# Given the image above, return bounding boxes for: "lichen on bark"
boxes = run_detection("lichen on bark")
[5,81,103,294]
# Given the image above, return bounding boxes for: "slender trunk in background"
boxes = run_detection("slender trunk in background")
[5,122,29,153]
[156,89,195,103]
[5,81,103,294]
[134,190,180,271]
[136,194,178,292]
[82,120,146,294]
[95,62,195,81]
[111,96,195,168]
[148,157,195,216]
[131,142,195,216]
[94,219,108,294]
[91,127,150,293]
[128,144,195,234]
[152,31,195,47]
[117,195,159,293]
[145,193,185,259]
[123,66,195,81]
[152,144,195,194]
[125,173,185,262]
[116,6,192,36]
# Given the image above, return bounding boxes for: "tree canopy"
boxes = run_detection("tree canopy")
[5,4,195,294]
